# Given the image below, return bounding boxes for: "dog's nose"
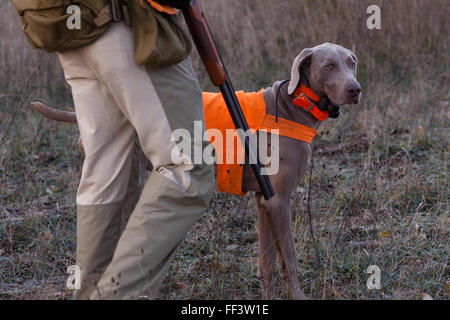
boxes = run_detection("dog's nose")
[346,83,362,97]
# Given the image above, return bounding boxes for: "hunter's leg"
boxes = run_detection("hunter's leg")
[58,48,144,300]
[77,23,214,300]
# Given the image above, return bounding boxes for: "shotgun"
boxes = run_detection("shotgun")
[181,0,275,200]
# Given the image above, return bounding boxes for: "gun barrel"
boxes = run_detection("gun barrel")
[182,0,275,200]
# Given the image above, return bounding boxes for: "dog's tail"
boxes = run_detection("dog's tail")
[30,101,77,124]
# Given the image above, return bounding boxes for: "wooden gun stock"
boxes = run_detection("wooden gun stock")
[182,1,226,86]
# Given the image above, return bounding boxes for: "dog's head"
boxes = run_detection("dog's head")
[288,42,362,107]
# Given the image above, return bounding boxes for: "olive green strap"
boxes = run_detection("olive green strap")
[94,1,132,28]
[93,4,113,27]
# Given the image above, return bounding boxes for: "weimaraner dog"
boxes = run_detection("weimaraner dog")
[31,42,361,299]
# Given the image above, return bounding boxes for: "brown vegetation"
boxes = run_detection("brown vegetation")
[0,0,448,299]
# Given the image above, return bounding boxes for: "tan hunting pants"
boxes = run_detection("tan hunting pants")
[58,22,214,299]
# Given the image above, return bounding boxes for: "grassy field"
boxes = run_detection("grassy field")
[0,0,448,300]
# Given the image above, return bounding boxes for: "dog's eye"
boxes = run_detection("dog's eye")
[326,64,335,71]
[351,63,356,69]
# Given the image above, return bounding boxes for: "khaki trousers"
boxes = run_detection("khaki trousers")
[58,22,214,299]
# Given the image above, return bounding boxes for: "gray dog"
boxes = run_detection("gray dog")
[32,42,361,299]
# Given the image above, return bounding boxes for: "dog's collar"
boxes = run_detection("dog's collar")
[275,81,340,123]
[292,85,332,121]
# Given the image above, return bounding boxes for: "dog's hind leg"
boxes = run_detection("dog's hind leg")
[256,193,277,300]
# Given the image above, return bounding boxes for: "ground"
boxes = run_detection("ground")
[0,0,448,300]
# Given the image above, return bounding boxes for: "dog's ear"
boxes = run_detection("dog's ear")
[288,48,314,95]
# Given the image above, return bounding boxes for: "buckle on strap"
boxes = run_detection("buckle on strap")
[94,1,132,28]
[296,93,315,112]
[110,0,122,21]
[108,0,132,26]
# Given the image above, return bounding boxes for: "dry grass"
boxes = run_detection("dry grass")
[0,0,448,300]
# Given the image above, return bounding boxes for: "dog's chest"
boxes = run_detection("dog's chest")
[202,90,316,196]
[203,90,267,196]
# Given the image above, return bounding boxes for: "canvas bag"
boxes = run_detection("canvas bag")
[10,0,111,53]
[130,0,192,69]
[11,0,192,68]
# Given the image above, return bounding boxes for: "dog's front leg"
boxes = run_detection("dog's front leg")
[260,195,307,300]
[256,193,277,299]
[276,208,306,300]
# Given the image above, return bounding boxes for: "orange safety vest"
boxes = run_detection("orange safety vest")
[203,90,318,196]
